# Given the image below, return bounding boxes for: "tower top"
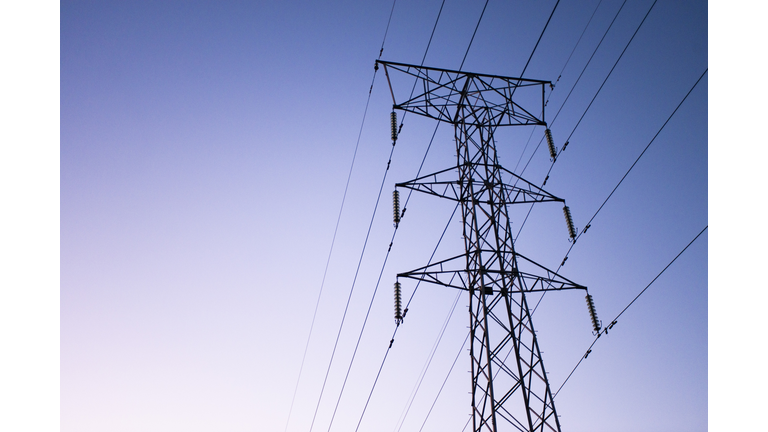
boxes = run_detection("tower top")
[377,60,550,127]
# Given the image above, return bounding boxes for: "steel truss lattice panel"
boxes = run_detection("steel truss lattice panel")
[379,61,587,432]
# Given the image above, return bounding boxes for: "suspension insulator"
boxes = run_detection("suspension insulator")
[392,189,401,227]
[394,281,403,324]
[545,128,557,160]
[585,294,601,333]
[563,205,577,240]
[390,111,398,142]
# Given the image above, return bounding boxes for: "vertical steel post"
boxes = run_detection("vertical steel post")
[378,61,586,432]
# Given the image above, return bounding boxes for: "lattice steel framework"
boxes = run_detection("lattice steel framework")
[378,61,587,432]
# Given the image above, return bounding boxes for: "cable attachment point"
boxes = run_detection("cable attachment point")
[392,189,401,228]
[390,111,398,144]
[585,294,601,334]
[394,281,403,325]
[545,128,558,161]
[563,205,577,241]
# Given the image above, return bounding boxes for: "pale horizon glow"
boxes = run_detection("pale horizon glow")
[60,1,712,431]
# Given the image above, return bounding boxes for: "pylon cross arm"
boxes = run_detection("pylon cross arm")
[396,252,586,293]
[377,60,550,127]
[396,164,564,205]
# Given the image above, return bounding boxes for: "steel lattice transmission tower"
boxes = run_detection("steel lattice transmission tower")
[379,61,589,432]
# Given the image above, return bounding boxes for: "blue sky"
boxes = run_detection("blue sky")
[58,1,709,431]
[8,1,764,431]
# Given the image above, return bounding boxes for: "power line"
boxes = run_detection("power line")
[352,203,460,432]
[548,0,627,130]
[513,0,606,174]
[519,0,560,78]
[551,0,605,93]
[378,0,400,57]
[370,2,703,429]
[353,4,582,429]
[459,0,489,69]
[514,0,657,243]
[552,225,708,399]
[333,1,494,426]
[507,0,562,107]
[323,149,398,431]
[513,0,628,185]
[529,67,708,316]
[338,2,498,427]
[418,331,470,432]
[395,290,462,432]
[563,0,659,144]
[571,69,707,245]
[342,1,660,426]
[300,2,400,430]
[384,2,688,425]
[285,58,371,432]
[316,2,457,429]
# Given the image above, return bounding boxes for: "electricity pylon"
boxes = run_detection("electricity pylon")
[379,61,589,432]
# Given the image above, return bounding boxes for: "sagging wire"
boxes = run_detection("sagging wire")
[417,332,470,432]
[322,2,457,429]
[552,226,708,399]
[512,0,607,174]
[513,0,632,239]
[552,68,708,271]
[394,289,461,432]
[322,139,400,432]
[288,2,399,432]
[516,0,656,210]
[512,0,670,325]
[562,0,660,147]
[352,203,460,432]
[529,67,708,317]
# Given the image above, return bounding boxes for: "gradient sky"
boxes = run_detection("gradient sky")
[59,1,709,431]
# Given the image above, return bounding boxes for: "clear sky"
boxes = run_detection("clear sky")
[57,1,711,431]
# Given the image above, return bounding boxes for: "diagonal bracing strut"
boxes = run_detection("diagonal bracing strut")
[379,60,587,432]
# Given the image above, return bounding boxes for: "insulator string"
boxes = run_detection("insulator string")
[512,0,607,174]
[322,141,398,432]
[529,67,708,318]
[334,1,471,428]
[562,205,577,241]
[552,226,707,399]
[394,281,403,325]
[585,294,601,333]
[290,3,399,429]
[545,128,557,161]
[391,111,398,143]
[513,0,641,243]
